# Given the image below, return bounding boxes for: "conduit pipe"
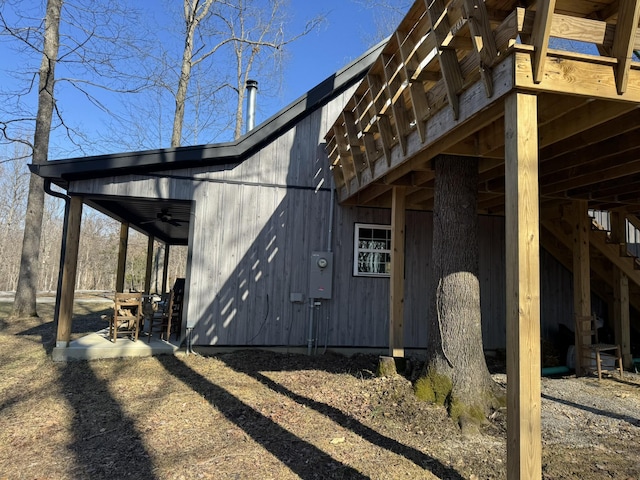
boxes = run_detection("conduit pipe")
[307,297,315,355]
[321,183,335,354]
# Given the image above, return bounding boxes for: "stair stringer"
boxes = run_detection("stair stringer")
[541,219,640,313]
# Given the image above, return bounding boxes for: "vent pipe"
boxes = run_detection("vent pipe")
[245,79,258,133]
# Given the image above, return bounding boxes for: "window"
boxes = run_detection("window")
[353,223,391,277]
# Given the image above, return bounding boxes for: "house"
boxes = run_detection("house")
[33,0,640,477]
[31,39,554,355]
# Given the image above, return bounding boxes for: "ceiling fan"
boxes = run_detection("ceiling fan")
[141,208,187,227]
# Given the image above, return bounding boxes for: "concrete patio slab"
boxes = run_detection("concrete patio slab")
[52,328,181,361]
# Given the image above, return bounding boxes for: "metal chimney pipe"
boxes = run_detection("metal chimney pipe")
[245,79,258,133]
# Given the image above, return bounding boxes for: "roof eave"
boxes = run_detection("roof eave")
[31,39,386,187]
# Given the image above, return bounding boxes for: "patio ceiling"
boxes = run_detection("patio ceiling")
[324,0,640,215]
[86,196,192,245]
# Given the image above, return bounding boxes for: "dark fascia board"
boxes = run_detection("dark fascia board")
[30,40,387,189]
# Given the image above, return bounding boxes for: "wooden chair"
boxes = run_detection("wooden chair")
[574,315,623,380]
[109,292,142,342]
[167,282,184,339]
[147,290,175,342]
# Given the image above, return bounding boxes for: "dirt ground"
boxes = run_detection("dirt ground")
[1,298,639,480]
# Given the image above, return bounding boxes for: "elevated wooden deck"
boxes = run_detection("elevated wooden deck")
[325,0,640,215]
[324,1,640,478]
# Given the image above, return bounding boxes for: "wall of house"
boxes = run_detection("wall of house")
[68,83,574,352]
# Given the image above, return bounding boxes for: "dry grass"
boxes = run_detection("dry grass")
[1,298,639,479]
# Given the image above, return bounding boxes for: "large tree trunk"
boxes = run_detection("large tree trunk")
[12,0,62,318]
[417,154,503,431]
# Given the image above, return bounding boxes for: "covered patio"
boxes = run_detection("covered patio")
[51,328,180,362]
[323,0,640,478]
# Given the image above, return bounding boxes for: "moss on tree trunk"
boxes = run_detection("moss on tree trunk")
[417,155,504,432]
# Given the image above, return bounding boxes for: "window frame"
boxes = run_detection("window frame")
[353,223,392,277]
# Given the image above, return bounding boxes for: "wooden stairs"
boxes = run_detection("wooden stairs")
[541,207,640,371]
[542,213,640,311]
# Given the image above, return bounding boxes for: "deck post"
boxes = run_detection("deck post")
[162,244,170,294]
[610,212,632,368]
[613,267,632,368]
[56,196,83,347]
[116,223,129,293]
[572,200,591,375]
[389,186,406,358]
[144,235,154,295]
[504,91,541,480]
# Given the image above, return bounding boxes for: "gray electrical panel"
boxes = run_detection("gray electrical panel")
[309,251,333,299]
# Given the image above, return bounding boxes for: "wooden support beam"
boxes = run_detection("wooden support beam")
[610,211,632,368]
[425,0,464,119]
[331,159,348,196]
[353,94,379,172]
[343,111,366,183]
[367,73,395,165]
[116,222,129,293]
[333,122,358,190]
[396,30,430,143]
[541,218,640,314]
[611,0,640,94]
[504,91,541,480]
[515,51,640,102]
[144,235,154,295]
[57,196,83,347]
[162,244,170,294]
[571,200,591,376]
[382,52,410,155]
[390,186,406,358]
[531,0,556,83]
[613,266,632,368]
[463,0,499,95]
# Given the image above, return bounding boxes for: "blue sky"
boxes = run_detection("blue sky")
[281,1,385,102]
[1,1,407,160]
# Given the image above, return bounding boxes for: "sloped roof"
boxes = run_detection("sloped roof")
[30,40,386,189]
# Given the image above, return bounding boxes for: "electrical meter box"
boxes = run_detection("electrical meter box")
[309,251,333,299]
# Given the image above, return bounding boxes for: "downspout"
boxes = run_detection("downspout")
[44,180,70,345]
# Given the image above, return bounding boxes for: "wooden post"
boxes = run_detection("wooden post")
[572,200,591,375]
[144,235,154,295]
[162,244,170,294]
[389,186,406,358]
[116,223,129,293]
[505,91,541,480]
[610,212,632,368]
[612,265,632,368]
[56,196,83,347]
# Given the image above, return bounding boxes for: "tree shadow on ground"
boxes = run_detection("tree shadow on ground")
[218,352,465,480]
[542,393,640,426]
[206,349,382,377]
[17,307,111,353]
[157,355,369,480]
[58,360,157,479]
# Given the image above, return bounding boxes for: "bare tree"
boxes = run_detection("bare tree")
[7,0,62,317]
[1,0,151,316]
[170,0,323,146]
[352,0,411,44]
[0,146,29,292]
